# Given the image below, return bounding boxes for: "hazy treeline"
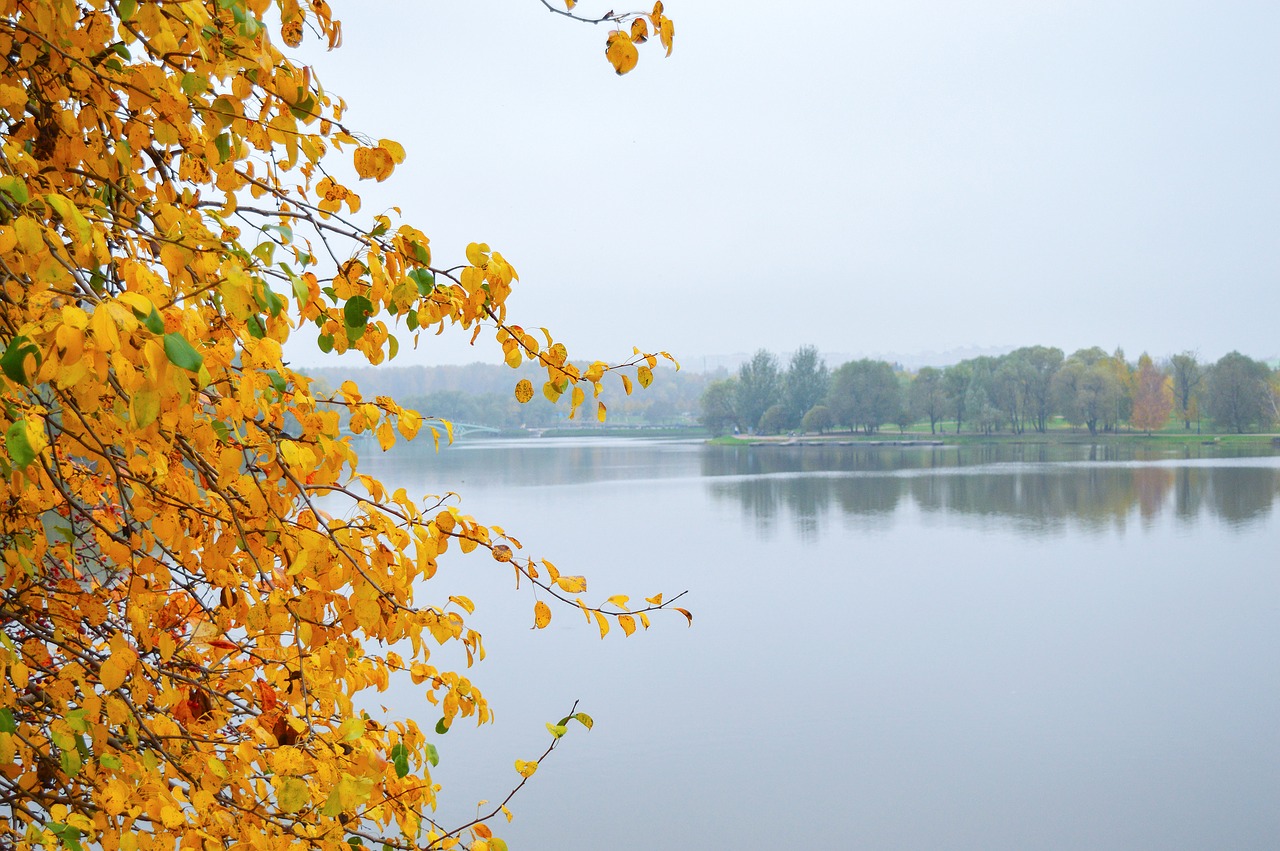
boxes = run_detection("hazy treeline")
[700,346,1280,436]
[302,362,711,429]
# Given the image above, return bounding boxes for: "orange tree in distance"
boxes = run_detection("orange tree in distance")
[0,1,686,849]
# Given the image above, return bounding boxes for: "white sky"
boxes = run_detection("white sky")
[285,1,1279,370]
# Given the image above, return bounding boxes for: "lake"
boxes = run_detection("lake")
[358,438,1280,850]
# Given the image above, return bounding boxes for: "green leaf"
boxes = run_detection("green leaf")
[163,332,203,372]
[490,840,509,851]
[343,295,373,329]
[264,370,287,395]
[118,0,137,20]
[289,273,309,306]
[47,824,83,851]
[180,73,208,95]
[406,309,419,332]
[142,306,164,335]
[246,314,266,339]
[317,333,334,354]
[425,743,439,767]
[290,94,317,122]
[211,421,230,443]
[0,336,40,386]
[252,242,275,266]
[6,420,36,470]
[214,133,232,163]
[388,335,399,360]
[435,718,449,735]
[0,176,29,205]
[408,268,435,296]
[546,723,567,739]
[390,743,410,778]
[0,708,15,733]
[99,754,123,770]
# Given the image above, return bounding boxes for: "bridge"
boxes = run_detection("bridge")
[339,422,499,443]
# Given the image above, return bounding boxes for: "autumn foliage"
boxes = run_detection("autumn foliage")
[0,1,680,850]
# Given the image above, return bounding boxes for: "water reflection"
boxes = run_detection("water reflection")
[703,445,1280,538]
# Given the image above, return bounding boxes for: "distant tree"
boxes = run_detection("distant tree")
[1054,350,1121,435]
[801,405,835,435]
[1205,352,1274,433]
[964,357,1003,435]
[910,366,947,434]
[828,359,901,434]
[758,404,790,436]
[735,349,782,433]
[1013,345,1064,432]
[1170,352,1204,430]
[992,355,1029,434]
[894,375,917,434]
[1105,348,1134,431]
[1130,353,1173,434]
[942,363,972,433]
[783,346,830,428]
[700,378,740,436]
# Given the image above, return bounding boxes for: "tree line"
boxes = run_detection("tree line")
[700,346,1280,436]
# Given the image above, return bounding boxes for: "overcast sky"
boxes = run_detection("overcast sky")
[285,1,1279,370]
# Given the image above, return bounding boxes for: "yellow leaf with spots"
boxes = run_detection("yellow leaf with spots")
[555,575,587,593]
[605,31,639,75]
[514,760,537,778]
[618,614,636,636]
[533,601,551,629]
[637,365,653,388]
[593,610,609,638]
[514,379,534,403]
[277,776,309,813]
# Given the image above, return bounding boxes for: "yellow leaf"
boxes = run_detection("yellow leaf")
[596,400,606,423]
[565,0,576,9]
[621,374,632,395]
[465,242,490,266]
[555,575,587,593]
[378,138,407,164]
[504,344,522,369]
[593,610,609,638]
[449,595,475,614]
[645,593,663,605]
[514,760,537,778]
[630,18,649,43]
[514,379,534,403]
[606,595,629,609]
[277,776,309,813]
[618,614,636,636]
[605,31,639,75]
[637,365,653,388]
[533,601,551,629]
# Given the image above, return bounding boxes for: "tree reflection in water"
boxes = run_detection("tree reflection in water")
[702,444,1280,539]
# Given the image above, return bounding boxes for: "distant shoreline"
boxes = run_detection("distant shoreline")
[707,432,1280,449]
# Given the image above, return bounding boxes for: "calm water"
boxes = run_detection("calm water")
[359,439,1280,850]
